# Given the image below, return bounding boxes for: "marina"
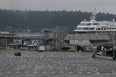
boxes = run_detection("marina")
[0,0,116,77]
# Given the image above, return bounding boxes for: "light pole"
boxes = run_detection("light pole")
[113,19,115,47]
[76,31,78,53]
[113,31,115,47]
[5,35,7,47]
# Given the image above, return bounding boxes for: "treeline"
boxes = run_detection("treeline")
[0,9,116,32]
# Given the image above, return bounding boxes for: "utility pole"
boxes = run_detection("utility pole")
[113,19,115,47]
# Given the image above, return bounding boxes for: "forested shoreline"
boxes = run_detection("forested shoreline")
[0,9,116,32]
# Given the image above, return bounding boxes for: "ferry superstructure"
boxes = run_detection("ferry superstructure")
[74,15,116,32]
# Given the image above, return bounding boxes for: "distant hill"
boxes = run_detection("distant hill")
[0,9,116,32]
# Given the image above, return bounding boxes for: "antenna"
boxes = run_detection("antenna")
[90,7,96,21]
[93,7,96,19]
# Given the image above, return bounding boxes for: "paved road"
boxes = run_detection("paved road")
[0,50,116,77]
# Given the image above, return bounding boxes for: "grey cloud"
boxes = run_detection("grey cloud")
[0,0,115,14]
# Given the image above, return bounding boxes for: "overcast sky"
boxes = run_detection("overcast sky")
[0,0,116,14]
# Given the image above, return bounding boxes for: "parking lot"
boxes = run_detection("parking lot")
[0,50,116,77]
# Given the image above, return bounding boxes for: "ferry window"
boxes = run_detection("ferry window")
[80,23,91,26]
[92,23,99,25]
[104,28,106,30]
[89,28,94,30]
[87,23,91,26]
[101,27,103,30]
[83,28,94,30]
[101,27,106,30]
[77,28,82,30]
[83,28,88,30]
[96,28,100,30]
[80,23,86,25]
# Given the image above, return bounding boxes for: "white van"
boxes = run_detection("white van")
[37,46,45,52]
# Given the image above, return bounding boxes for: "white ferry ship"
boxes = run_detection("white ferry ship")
[74,12,116,32]
[72,10,116,46]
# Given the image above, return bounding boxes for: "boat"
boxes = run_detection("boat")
[74,12,116,32]
[73,9,116,46]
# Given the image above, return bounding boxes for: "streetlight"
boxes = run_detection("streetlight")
[113,19,115,47]
[75,31,78,53]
